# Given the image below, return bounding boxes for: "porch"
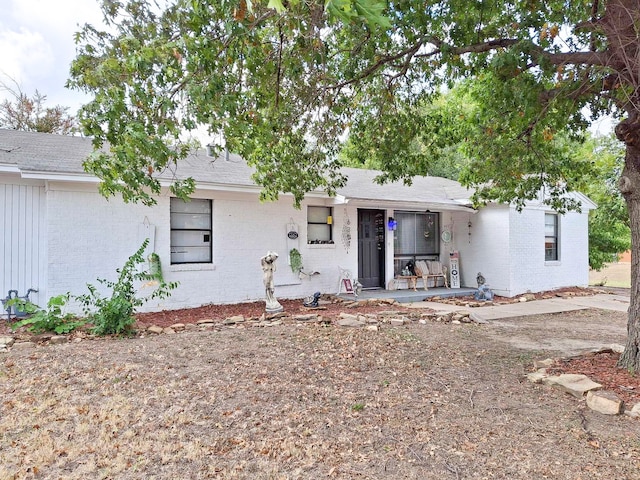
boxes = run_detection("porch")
[339,286,478,304]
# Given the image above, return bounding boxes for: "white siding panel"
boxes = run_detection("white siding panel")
[0,183,46,309]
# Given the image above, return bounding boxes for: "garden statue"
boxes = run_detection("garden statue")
[303,291,322,308]
[474,272,493,301]
[261,251,284,313]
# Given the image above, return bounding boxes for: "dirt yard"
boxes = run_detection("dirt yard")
[1,302,639,479]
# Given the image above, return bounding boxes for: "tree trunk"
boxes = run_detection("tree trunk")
[616,115,640,372]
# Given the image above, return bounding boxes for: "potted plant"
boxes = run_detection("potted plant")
[289,248,303,273]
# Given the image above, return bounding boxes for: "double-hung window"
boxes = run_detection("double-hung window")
[170,198,212,264]
[307,206,333,244]
[545,213,559,261]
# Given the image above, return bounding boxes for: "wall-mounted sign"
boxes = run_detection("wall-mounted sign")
[287,231,299,240]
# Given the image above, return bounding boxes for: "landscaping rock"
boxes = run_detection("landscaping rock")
[534,358,555,369]
[196,319,215,325]
[163,327,176,334]
[526,370,548,384]
[147,325,164,334]
[389,318,405,326]
[224,315,245,325]
[31,333,53,343]
[542,374,602,398]
[49,335,67,345]
[293,314,319,322]
[170,323,185,331]
[586,390,624,415]
[0,336,15,347]
[625,403,640,419]
[336,317,365,327]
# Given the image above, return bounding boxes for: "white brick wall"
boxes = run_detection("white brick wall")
[508,206,589,296]
[449,206,512,295]
[446,204,589,297]
[45,183,355,312]
[5,177,591,314]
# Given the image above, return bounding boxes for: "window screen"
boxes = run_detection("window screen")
[170,198,212,264]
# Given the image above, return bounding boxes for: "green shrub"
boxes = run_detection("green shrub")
[76,239,178,336]
[9,293,85,334]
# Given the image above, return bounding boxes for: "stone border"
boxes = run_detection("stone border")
[527,347,640,419]
[0,300,482,350]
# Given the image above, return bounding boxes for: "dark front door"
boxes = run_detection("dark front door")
[358,209,385,288]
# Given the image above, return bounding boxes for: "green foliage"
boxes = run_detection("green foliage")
[580,135,630,270]
[289,248,303,273]
[341,86,474,181]
[9,294,85,334]
[68,0,618,210]
[147,252,164,281]
[76,239,178,336]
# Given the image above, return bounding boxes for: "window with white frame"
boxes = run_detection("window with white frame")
[393,211,440,274]
[170,198,212,264]
[545,213,559,261]
[307,206,333,244]
[394,211,440,256]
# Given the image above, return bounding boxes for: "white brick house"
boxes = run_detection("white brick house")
[0,130,595,313]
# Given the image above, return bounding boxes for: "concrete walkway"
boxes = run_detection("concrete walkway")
[407,293,630,321]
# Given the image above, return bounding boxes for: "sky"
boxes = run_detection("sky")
[0,0,615,138]
[0,0,104,114]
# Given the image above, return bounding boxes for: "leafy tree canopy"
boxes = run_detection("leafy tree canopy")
[581,134,630,270]
[0,80,76,135]
[69,0,626,207]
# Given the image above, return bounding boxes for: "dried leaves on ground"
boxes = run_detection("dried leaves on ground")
[1,305,638,479]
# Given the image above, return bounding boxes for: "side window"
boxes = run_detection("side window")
[545,213,559,261]
[170,198,212,264]
[307,206,333,244]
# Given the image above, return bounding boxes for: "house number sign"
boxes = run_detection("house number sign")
[287,231,299,239]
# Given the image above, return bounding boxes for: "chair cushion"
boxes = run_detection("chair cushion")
[415,260,429,276]
[428,261,443,275]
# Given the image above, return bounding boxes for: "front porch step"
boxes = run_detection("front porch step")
[339,287,477,304]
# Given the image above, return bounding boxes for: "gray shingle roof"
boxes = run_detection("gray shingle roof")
[0,129,473,208]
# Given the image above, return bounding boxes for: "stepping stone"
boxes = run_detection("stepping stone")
[542,374,602,398]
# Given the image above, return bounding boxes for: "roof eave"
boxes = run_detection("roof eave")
[340,197,477,212]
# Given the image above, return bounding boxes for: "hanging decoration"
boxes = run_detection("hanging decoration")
[341,208,351,253]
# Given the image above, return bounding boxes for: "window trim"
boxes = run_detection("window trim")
[170,198,213,265]
[307,206,334,244]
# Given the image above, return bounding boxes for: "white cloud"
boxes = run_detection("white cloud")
[0,0,103,114]
[0,28,51,85]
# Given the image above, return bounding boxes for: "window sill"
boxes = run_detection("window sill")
[307,244,336,249]
[169,264,216,272]
[544,261,561,266]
